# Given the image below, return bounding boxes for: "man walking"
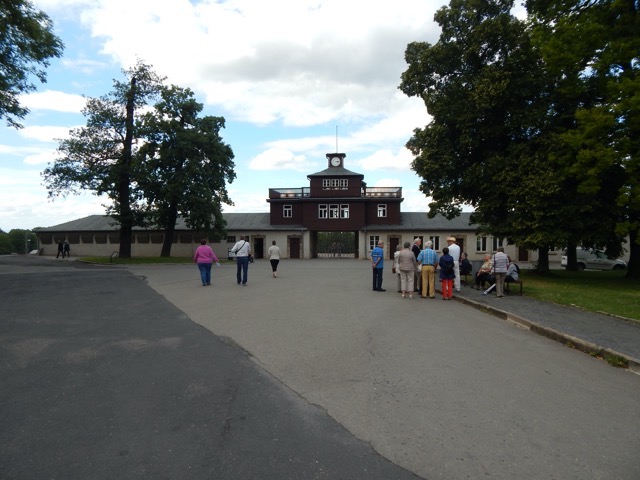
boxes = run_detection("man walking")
[371,240,385,292]
[417,240,438,298]
[232,235,251,286]
[446,237,461,292]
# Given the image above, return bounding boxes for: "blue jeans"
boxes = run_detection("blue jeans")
[372,267,383,290]
[236,256,249,284]
[197,263,212,285]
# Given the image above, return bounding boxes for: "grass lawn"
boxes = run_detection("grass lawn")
[520,269,640,322]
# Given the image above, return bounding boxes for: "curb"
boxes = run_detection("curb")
[455,295,640,375]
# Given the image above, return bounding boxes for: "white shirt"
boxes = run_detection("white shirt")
[232,239,251,257]
[447,243,461,262]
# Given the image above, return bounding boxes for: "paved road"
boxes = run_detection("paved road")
[128,258,640,480]
[2,256,639,479]
[0,256,418,480]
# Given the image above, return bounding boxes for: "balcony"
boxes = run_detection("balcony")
[268,186,402,199]
[362,187,402,198]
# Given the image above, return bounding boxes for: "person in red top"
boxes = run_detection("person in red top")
[193,239,219,286]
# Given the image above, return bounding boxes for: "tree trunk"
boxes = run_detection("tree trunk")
[535,246,551,275]
[160,207,178,257]
[626,229,639,280]
[118,77,137,259]
[565,238,577,271]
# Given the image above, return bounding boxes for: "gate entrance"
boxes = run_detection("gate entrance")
[315,232,356,258]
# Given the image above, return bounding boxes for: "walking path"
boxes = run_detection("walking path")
[451,280,640,374]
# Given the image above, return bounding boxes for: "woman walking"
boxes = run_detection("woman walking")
[193,239,219,286]
[268,240,281,278]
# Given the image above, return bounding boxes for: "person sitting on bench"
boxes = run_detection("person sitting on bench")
[474,254,493,289]
[505,258,520,284]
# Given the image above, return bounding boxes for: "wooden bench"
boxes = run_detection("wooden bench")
[504,279,523,295]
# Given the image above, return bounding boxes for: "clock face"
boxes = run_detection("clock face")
[330,156,341,166]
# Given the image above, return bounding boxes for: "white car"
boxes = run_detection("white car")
[561,248,627,271]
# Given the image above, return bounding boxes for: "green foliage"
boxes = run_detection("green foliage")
[400,0,638,277]
[42,61,165,258]
[0,0,64,128]
[0,229,37,254]
[137,85,236,256]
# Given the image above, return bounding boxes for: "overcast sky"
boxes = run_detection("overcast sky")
[2,0,457,230]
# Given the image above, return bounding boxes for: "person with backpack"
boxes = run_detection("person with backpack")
[505,257,520,283]
[438,246,456,300]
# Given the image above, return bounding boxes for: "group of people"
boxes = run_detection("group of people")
[56,240,70,258]
[372,236,462,300]
[473,247,519,298]
[375,237,520,300]
[193,236,281,287]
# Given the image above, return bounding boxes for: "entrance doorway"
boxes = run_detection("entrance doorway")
[289,237,301,259]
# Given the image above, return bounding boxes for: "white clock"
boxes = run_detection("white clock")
[330,156,341,167]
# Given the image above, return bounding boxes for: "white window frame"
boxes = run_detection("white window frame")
[340,204,349,218]
[377,204,387,218]
[322,179,330,189]
[429,236,440,251]
[283,205,292,218]
[476,236,488,252]
[492,237,504,251]
[319,204,328,218]
[369,235,380,252]
[329,204,339,218]
[340,179,348,189]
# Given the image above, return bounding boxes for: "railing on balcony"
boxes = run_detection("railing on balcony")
[268,186,402,199]
[362,187,402,198]
[269,188,311,199]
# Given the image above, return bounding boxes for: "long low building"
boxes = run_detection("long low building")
[33,152,559,266]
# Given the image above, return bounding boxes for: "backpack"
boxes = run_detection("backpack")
[514,263,520,274]
[442,258,454,275]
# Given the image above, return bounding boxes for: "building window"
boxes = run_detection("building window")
[136,234,149,244]
[226,236,236,243]
[329,204,339,218]
[80,234,93,244]
[377,204,387,218]
[369,235,380,252]
[283,205,292,218]
[319,204,328,218]
[340,179,348,188]
[340,204,349,218]
[429,236,440,251]
[323,179,330,188]
[476,236,487,252]
[492,237,504,251]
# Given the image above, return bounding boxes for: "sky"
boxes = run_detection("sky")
[1,0,460,231]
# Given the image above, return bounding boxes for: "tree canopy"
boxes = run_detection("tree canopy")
[0,0,64,128]
[138,85,236,257]
[42,62,236,258]
[400,0,639,277]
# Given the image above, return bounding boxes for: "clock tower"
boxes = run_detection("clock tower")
[327,153,346,168]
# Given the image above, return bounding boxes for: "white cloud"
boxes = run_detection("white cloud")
[20,91,86,113]
[249,148,309,172]
[19,125,73,143]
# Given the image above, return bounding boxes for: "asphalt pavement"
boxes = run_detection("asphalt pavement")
[2,255,639,479]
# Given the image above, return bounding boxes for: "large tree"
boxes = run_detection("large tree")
[42,62,164,258]
[399,0,632,274]
[138,85,236,257]
[0,0,63,128]
[526,0,640,278]
[399,0,566,272]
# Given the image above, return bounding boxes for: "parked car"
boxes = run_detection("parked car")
[561,248,627,271]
